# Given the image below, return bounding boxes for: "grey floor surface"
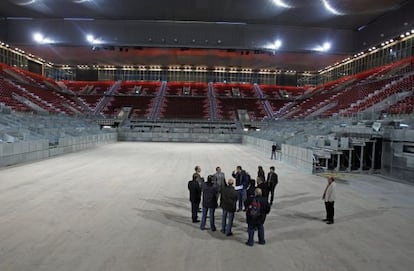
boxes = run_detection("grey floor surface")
[0,142,413,271]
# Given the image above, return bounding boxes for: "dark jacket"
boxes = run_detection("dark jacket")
[201,182,218,208]
[267,172,278,185]
[220,185,238,212]
[232,170,248,189]
[188,179,201,203]
[257,182,270,199]
[244,196,271,225]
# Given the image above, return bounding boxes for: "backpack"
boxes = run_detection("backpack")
[247,198,261,219]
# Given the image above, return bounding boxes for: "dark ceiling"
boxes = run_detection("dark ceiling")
[0,0,412,70]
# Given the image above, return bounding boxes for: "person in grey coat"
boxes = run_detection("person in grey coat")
[220,178,238,236]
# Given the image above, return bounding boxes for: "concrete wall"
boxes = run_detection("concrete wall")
[381,129,414,182]
[0,133,117,167]
[118,131,242,143]
[242,135,314,173]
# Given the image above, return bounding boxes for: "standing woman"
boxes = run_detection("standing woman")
[258,166,265,181]
[322,176,336,224]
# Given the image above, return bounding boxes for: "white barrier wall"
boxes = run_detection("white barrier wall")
[0,133,117,167]
[242,135,314,173]
[118,131,243,143]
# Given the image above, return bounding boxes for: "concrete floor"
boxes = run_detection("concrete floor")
[0,142,413,271]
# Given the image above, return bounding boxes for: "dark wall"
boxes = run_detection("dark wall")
[28,60,42,75]
[75,69,98,81]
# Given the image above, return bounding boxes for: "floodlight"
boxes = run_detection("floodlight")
[323,42,331,51]
[273,0,292,8]
[33,32,44,43]
[86,34,94,43]
[322,0,344,15]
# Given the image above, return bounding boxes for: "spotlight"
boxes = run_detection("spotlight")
[33,32,44,43]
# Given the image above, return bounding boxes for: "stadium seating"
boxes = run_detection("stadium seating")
[159,96,210,119]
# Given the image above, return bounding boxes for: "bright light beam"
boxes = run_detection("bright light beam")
[321,0,344,15]
[273,0,293,8]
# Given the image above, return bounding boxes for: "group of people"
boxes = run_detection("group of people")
[187,165,278,246]
[188,165,337,246]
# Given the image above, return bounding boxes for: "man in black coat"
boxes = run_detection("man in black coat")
[200,175,218,231]
[188,173,202,223]
[232,165,249,212]
[267,166,278,205]
[220,178,238,236]
[244,188,271,246]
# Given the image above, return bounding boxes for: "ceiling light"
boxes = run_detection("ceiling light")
[323,42,331,51]
[406,32,410,36]
[86,34,94,43]
[322,0,344,16]
[273,0,293,8]
[400,34,405,38]
[33,32,44,43]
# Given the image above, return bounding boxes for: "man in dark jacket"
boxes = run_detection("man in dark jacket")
[220,178,238,236]
[188,173,202,223]
[232,166,248,212]
[244,188,271,246]
[267,166,278,205]
[200,175,218,231]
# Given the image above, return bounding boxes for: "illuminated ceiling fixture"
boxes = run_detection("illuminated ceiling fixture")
[321,0,344,15]
[265,39,282,50]
[33,32,53,44]
[15,0,37,6]
[273,0,293,8]
[314,42,331,52]
[86,34,102,44]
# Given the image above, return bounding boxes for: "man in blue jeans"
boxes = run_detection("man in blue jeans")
[244,188,271,246]
[220,178,238,236]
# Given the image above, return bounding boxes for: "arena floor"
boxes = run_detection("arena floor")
[0,142,413,271]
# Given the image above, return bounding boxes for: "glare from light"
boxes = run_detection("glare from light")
[323,42,331,51]
[400,34,405,38]
[86,34,102,44]
[273,0,293,8]
[86,34,94,43]
[16,0,36,6]
[411,29,414,34]
[265,39,282,50]
[33,32,44,43]
[321,0,344,15]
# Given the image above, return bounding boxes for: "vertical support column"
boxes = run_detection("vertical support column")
[360,145,364,171]
[336,153,341,171]
[371,141,376,172]
[348,150,353,172]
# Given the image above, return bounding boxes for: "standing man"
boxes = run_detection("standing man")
[244,188,271,246]
[188,173,202,223]
[267,166,278,205]
[271,143,277,160]
[194,165,204,187]
[322,176,336,225]
[232,166,248,212]
[213,166,226,206]
[200,175,218,231]
[220,178,238,236]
